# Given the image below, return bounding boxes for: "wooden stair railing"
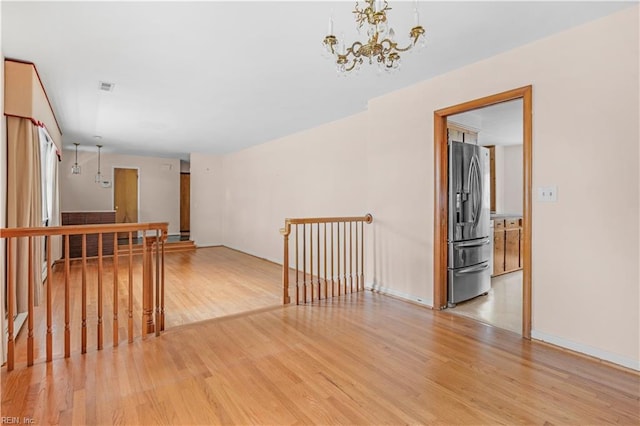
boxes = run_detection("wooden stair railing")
[280,214,373,304]
[1,222,167,372]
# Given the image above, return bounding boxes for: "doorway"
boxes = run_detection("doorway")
[180,172,190,237]
[113,167,139,239]
[433,86,532,338]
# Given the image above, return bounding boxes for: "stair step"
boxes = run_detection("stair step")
[117,240,196,255]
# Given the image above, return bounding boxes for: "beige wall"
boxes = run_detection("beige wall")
[190,153,224,247]
[502,145,523,214]
[494,145,505,213]
[219,113,369,263]
[59,151,181,234]
[190,7,639,369]
[366,7,638,367]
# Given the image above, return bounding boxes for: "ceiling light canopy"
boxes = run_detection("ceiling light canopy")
[322,0,426,74]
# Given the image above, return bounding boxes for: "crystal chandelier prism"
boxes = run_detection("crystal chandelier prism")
[322,0,426,74]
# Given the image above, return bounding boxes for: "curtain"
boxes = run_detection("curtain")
[6,116,44,313]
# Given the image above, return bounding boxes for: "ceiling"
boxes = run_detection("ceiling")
[449,99,523,146]
[1,1,633,160]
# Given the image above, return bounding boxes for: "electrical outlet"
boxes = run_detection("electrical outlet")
[537,186,557,202]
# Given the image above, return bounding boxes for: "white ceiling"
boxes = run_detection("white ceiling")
[1,1,634,160]
[449,99,523,146]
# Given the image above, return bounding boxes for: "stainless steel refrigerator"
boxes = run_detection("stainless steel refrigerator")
[448,141,491,307]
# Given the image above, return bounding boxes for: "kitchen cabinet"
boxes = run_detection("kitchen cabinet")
[505,219,520,272]
[493,220,505,275]
[492,216,522,276]
[447,123,478,145]
[519,219,524,268]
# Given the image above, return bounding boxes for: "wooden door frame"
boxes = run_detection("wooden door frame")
[111,166,141,225]
[180,172,190,233]
[433,85,533,339]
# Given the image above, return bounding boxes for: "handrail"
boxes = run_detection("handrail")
[281,214,373,230]
[1,222,168,371]
[0,222,168,238]
[280,214,373,305]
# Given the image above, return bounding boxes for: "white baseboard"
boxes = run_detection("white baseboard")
[366,283,433,308]
[531,329,640,371]
[194,243,223,248]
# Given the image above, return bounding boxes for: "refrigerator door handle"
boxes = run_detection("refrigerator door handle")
[455,238,490,248]
[455,263,490,275]
[470,154,482,229]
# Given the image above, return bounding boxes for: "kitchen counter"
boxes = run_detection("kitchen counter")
[491,213,522,219]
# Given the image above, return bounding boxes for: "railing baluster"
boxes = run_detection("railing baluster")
[97,232,103,350]
[349,222,353,293]
[82,234,87,354]
[355,221,360,292]
[360,221,365,291]
[317,223,321,300]
[155,231,161,337]
[280,215,372,305]
[310,223,314,302]
[64,234,70,358]
[160,233,166,331]
[27,236,34,366]
[7,238,15,371]
[128,231,134,343]
[1,222,167,370]
[303,224,307,304]
[324,223,327,300]
[337,223,341,296]
[343,222,347,294]
[331,223,334,298]
[113,232,119,346]
[295,224,299,305]
[282,224,290,304]
[46,236,53,362]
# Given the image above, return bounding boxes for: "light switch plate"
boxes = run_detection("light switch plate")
[537,186,557,202]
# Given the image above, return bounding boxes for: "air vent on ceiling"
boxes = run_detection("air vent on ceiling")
[98,81,115,92]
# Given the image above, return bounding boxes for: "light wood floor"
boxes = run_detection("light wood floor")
[449,270,523,334]
[2,248,639,424]
[8,247,289,364]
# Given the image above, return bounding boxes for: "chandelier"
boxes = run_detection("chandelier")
[322,0,426,74]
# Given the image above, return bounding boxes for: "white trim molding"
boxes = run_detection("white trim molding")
[532,329,640,371]
[366,283,433,308]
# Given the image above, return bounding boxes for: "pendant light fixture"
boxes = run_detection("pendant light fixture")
[95,144,103,183]
[71,142,81,175]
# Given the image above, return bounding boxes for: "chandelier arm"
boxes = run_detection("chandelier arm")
[345,59,359,72]
[348,41,364,58]
[379,39,396,53]
[393,44,414,53]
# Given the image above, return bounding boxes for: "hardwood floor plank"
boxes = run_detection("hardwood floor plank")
[2,248,639,425]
